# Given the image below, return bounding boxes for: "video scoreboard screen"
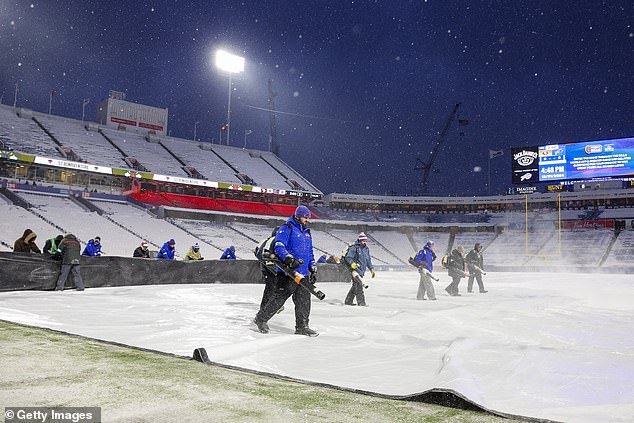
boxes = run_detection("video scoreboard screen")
[512,137,634,184]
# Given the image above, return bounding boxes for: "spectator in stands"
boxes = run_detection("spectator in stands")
[413,240,437,300]
[344,233,376,306]
[133,240,150,258]
[185,243,204,260]
[254,205,318,336]
[54,234,85,291]
[157,239,176,260]
[13,229,41,254]
[466,243,488,293]
[220,245,236,260]
[82,236,102,257]
[445,246,467,296]
[43,234,64,260]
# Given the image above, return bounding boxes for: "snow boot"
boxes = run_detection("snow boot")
[253,318,269,334]
[295,326,319,337]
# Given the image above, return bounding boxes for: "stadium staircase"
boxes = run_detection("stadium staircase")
[598,231,619,268]
[97,129,131,164]
[69,194,104,215]
[31,117,64,149]
[406,232,418,251]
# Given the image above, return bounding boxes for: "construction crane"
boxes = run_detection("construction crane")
[415,102,466,194]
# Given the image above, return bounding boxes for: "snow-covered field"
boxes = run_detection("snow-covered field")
[0,271,632,423]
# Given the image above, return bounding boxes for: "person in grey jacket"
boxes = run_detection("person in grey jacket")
[466,243,488,293]
[445,246,466,296]
[344,233,376,306]
[54,234,85,291]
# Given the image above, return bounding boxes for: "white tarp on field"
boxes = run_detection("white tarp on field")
[0,271,632,422]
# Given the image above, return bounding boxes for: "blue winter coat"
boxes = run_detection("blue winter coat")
[345,241,374,277]
[414,243,436,272]
[220,248,236,260]
[157,242,175,260]
[273,217,315,275]
[317,255,327,263]
[81,239,102,257]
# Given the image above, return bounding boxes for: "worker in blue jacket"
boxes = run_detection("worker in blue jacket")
[414,240,437,300]
[220,246,236,260]
[81,236,102,256]
[254,205,318,337]
[344,233,375,306]
[157,239,176,260]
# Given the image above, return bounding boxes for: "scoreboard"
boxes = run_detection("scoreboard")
[512,137,634,184]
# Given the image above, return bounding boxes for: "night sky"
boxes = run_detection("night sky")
[1,1,633,196]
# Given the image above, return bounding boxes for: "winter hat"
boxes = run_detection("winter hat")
[229,245,235,252]
[141,241,149,248]
[474,242,482,250]
[294,205,311,219]
[168,239,176,246]
[193,243,200,251]
[357,233,368,242]
[94,236,101,243]
[425,240,435,248]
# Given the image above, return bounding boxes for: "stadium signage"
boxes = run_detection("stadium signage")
[511,147,539,185]
[1,151,319,199]
[513,150,538,166]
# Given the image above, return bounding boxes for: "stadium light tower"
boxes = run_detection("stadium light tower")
[215,49,245,146]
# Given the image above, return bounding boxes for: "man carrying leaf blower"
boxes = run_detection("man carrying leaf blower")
[343,233,376,306]
[253,205,322,337]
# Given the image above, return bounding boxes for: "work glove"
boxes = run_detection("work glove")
[309,267,317,283]
[370,269,376,278]
[284,255,302,269]
[350,262,359,269]
[199,257,204,260]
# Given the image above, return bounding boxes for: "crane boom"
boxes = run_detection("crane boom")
[415,102,461,194]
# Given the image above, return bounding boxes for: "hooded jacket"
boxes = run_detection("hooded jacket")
[59,234,81,265]
[273,216,315,275]
[414,242,436,272]
[82,239,102,256]
[157,241,176,260]
[219,247,236,260]
[13,229,41,254]
[447,248,466,279]
[344,241,374,277]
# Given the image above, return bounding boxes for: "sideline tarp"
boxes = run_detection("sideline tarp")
[0,252,348,291]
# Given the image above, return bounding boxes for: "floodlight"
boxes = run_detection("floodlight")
[215,50,245,74]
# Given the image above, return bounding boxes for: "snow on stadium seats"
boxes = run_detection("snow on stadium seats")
[0,199,61,251]
[453,231,496,251]
[368,230,416,263]
[158,138,242,184]
[91,199,223,257]
[100,127,187,176]
[0,105,61,157]
[527,229,614,268]
[258,151,320,193]
[34,114,126,168]
[484,229,553,267]
[170,219,255,259]
[603,230,634,269]
[17,192,141,255]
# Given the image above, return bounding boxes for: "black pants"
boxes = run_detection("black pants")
[445,276,462,295]
[256,273,311,329]
[345,277,366,306]
[259,266,277,311]
[55,264,85,290]
[467,272,486,292]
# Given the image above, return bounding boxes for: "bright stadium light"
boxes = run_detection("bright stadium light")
[215,50,245,145]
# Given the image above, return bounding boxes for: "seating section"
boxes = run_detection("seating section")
[528,229,614,267]
[17,192,141,254]
[93,200,223,258]
[484,230,554,267]
[368,231,415,263]
[100,127,187,176]
[259,152,320,192]
[171,219,255,259]
[159,138,242,184]
[0,199,61,252]
[453,232,496,251]
[604,231,634,268]
[0,106,61,157]
[35,115,126,168]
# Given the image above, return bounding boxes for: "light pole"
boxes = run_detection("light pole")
[215,50,244,146]
[193,121,199,141]
[82,98,90,123]
[244,129,252,149]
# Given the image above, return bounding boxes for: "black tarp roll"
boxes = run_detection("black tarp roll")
[0,252,349,291]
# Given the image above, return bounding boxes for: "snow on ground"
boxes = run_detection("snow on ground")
[0,271,632,423]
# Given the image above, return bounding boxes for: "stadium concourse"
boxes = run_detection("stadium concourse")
[1,105,634,422]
